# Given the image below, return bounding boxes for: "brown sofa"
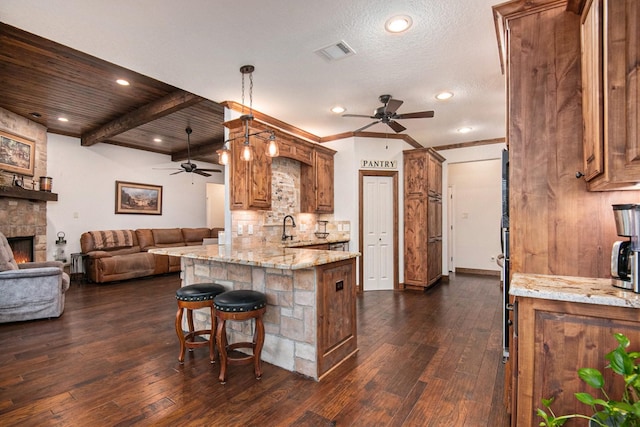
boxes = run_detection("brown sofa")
[80,227,222,284]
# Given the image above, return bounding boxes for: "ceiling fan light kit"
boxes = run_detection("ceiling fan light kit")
[219,65,279,164]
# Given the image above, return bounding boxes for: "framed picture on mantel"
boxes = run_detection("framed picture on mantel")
[115,181,163,215]
[0,130,35,177]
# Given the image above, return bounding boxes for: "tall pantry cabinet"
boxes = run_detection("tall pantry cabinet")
[403,148,445,289]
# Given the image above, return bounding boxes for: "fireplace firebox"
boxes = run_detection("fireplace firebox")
[7,236,34,263]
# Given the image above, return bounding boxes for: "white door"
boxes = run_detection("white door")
[363,176,394,291]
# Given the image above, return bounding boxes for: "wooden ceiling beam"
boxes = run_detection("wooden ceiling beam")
[81,90,205,146]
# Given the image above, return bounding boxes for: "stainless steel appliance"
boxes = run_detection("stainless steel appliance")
[611,204,640,292]
[501,149,511,362]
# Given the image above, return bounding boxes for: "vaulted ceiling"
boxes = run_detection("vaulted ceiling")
[0,1,506,165]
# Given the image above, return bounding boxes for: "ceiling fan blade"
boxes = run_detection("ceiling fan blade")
[384,99,403,115]
[388,120,406,133]
[354,121,380,133]
[198,168,222,173]
[395,110,435,119]
[194,170,211,177]
[170,170,184,175]
[343,114,375,118]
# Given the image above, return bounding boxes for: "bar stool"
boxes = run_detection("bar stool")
[214,290,267,384]
[175,283,226,364]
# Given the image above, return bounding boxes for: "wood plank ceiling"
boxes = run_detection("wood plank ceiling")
[0,22,225,164]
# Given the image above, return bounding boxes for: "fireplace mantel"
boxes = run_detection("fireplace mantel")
[0,185,58,202]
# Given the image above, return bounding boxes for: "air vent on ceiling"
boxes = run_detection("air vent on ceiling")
[314,40,356,61]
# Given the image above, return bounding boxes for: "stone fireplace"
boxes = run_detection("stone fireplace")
[0,198,47,262]
[0,107,49,263]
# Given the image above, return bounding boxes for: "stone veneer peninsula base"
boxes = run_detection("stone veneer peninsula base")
[152,244,359,381]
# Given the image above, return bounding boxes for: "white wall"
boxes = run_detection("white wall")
[324,137,505,281]
[324,135,410,282]
[206,183,225,228]
[440,143,505,273]
[46,133,224,258]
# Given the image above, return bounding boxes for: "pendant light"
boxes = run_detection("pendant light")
[218,65,278,165]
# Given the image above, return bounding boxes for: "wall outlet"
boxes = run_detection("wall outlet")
[237,224,243,235]
[337,224,343,232]
[490,256,496,263]
[300,223,306,232]
[343,223,350,232]
[248,224,253,235]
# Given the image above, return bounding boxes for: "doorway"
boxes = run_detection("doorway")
[359,171,398,291]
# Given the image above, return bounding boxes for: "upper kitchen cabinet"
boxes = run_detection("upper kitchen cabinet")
[581,0,640,190]
[226,121,272,210]
[301,146,335,213]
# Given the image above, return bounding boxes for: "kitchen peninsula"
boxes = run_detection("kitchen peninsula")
[509,273,640,425]
[150,244,359,381]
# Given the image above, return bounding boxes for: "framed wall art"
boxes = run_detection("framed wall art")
[115,181,163,215]
[0,131,35,176]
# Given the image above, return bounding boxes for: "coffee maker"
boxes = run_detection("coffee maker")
[612,204,640,292]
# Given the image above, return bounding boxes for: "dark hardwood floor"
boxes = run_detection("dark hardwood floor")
[0,272,510,426]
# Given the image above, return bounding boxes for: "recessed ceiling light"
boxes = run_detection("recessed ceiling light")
[385,15,413,33]
[436,91,454,100]
[58,117,69,122]
[331,106,346,114]
[116,79,130,86]
[457,126,472,133]
[153,138,162,143]
[30,112,42,118]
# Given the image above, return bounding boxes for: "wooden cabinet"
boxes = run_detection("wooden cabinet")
[403,147,445,289]
[582,0,640,190]
[223,118,330,211]
[228,125,272,210]
[513,294,640,426]
[301,146,335,213]
[316,258,357,378]
[276,134,314,165]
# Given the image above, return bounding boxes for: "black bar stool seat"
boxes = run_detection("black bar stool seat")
[175,283,226,363]
[214,290,267,384]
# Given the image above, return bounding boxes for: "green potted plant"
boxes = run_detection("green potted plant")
[537,333,640,426]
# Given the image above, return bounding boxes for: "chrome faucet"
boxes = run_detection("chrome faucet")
[282,215,296,241]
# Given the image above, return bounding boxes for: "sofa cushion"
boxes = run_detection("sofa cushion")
[182,228,212,245]
[152,228,184,247]
[135,229,155,251]
[89,230,134,250]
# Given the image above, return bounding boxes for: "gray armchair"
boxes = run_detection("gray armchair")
[0,232,70,323]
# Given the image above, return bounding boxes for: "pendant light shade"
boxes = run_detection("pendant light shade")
[266,135,279,157]
[240,142,254,161]
[220,65,278,162]
[216,146,230,165]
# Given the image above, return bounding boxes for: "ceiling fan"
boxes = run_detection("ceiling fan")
[159,127,222,177]
[343,94,435,133]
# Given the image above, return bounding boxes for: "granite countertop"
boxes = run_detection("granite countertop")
[510,273,640,308]
[149,243,359,270]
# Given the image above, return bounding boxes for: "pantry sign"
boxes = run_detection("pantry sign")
[360,159,398,169]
